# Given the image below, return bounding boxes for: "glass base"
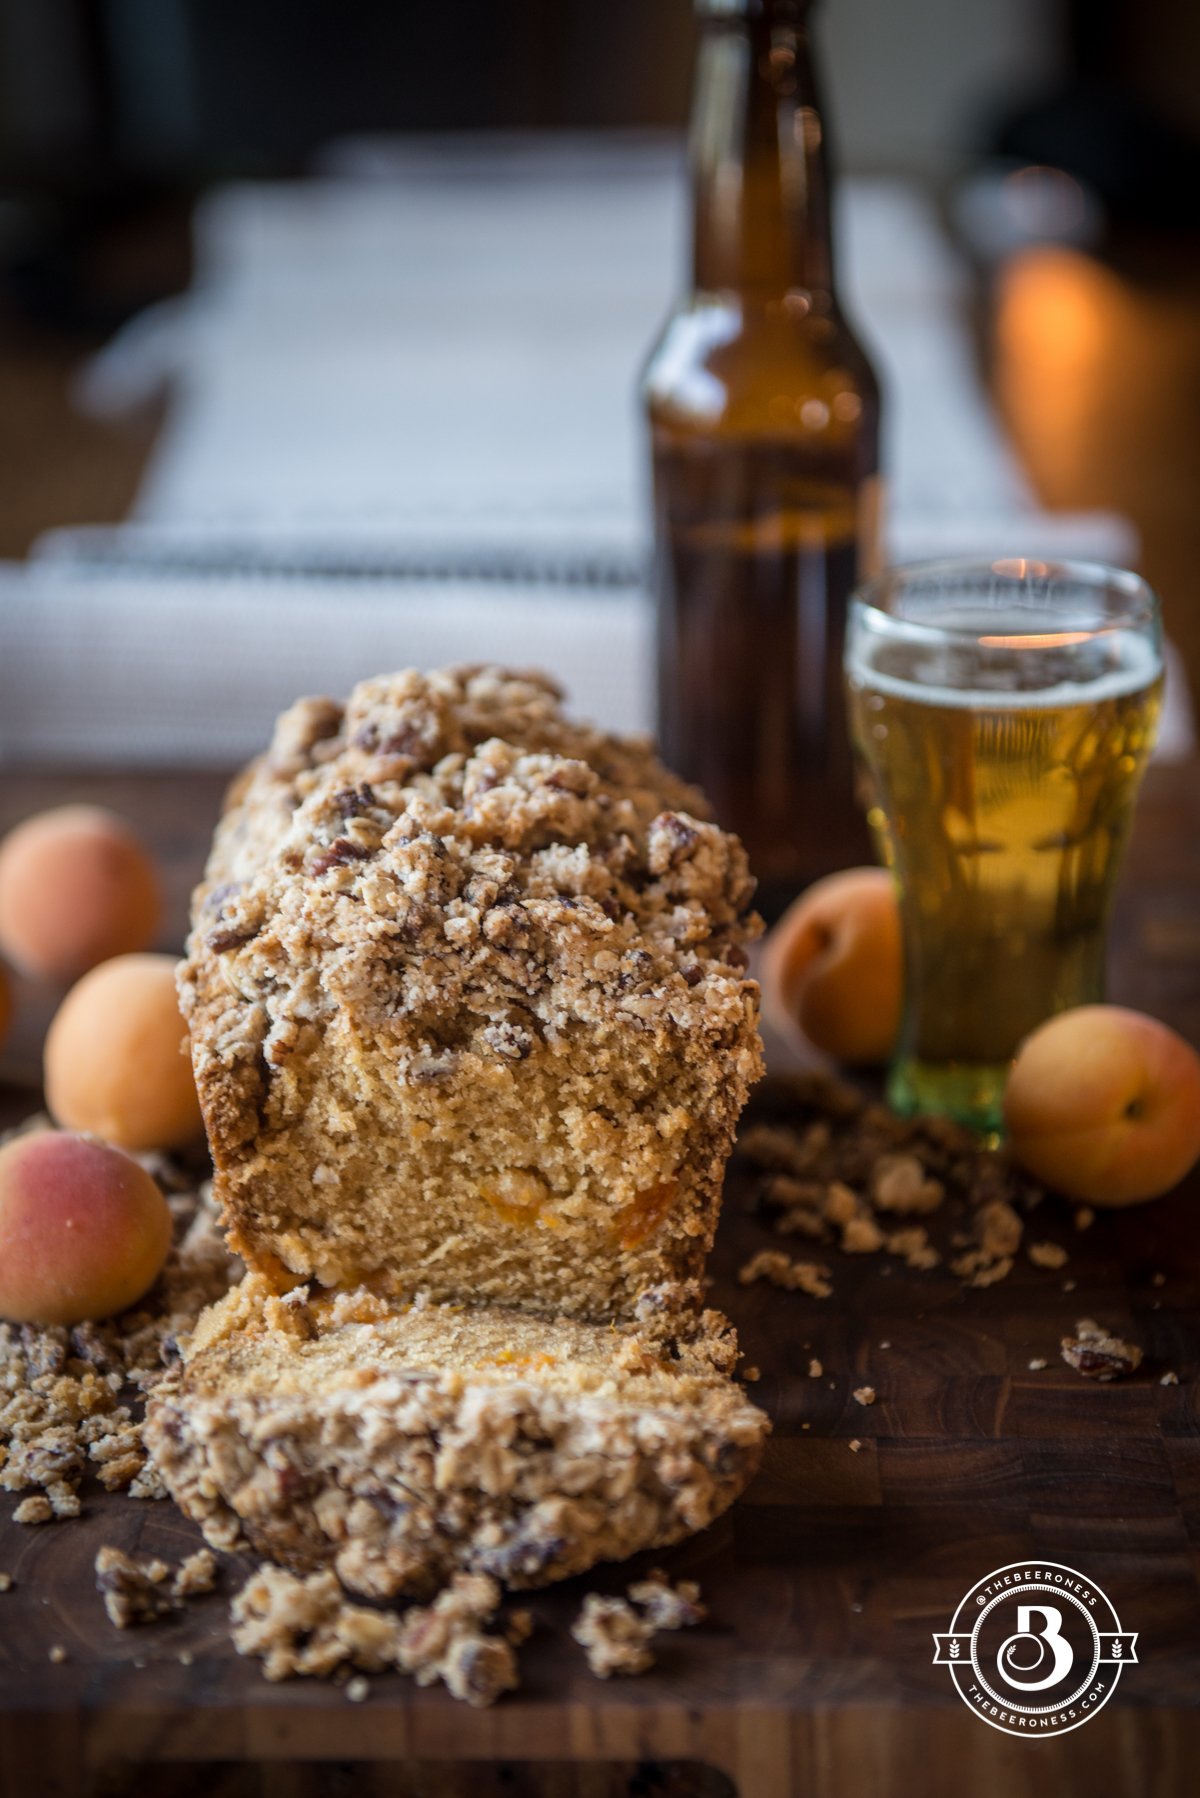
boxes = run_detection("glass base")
[887,1056,1008,1141]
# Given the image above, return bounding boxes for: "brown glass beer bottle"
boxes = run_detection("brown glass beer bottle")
[643,0,882,918]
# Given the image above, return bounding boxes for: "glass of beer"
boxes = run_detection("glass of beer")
[844,559,1164,1133]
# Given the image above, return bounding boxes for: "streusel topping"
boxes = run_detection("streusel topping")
[187,667,758,1089]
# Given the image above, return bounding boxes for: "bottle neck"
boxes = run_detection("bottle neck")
[689,6,835,304]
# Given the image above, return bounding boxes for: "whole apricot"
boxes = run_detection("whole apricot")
[45,953,203,1153]
[761,867,902,1065]
[0,1129,172,1325]
[0,804,160,981]
[1005,1005,1200,1206]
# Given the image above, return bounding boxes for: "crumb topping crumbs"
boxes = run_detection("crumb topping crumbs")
[735,1073,1046,1295]
[229,1566,517,1707]
[1060,1319,1143,1381]
[191,670,759,1062]
[627,1569,706,1632]
[95,1545,218,1629]
[13,1494,53,1525]
[737,1251,832,1297]
[1027,1241,1068,1269]
[394,1572,519,1707]
[572,1595,655,1678]
[572,1569,706,1679]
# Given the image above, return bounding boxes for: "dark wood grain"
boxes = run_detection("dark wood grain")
[2,764,1200,1798]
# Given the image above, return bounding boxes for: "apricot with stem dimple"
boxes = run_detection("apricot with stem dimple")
[1005,1005,1200,1206]
[0,1130,172,1325]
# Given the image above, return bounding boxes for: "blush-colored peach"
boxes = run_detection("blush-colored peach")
[0,805,160,981]
[0,1129,172,1325]
[761,867,901,1065]
[1005,1005,1200,1206]
[44,953,203,1152]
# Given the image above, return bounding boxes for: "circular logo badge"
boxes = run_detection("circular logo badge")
[932,1560,1137,1737]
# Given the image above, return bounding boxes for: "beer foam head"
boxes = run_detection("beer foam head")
[846,603,1163,711]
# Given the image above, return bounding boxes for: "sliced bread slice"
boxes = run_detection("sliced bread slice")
[144,1277,769,1599]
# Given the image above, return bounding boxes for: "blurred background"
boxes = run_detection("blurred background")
[0,0,1196,760]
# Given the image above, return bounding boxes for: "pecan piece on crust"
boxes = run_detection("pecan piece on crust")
[206,926,257,954]
[311,838,374,876]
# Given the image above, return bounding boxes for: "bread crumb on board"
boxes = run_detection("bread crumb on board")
[628,1570,706,1632]
[95,1545,218,1629]
[13,1495,53,1526]
[1060,1319,1143,1381]
[572,1596,655,1678]
[738,1250,832,1298]
[572,1573,707,1679]
[229,1566,518,1708]
[1027,1241,1068,1270]
[735,1073,1048,1294]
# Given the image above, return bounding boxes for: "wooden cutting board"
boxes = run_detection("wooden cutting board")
[1,765,1199,1798]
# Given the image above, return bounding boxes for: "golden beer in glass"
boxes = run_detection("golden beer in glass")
[844,559,1163,1132]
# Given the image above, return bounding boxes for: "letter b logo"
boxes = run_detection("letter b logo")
[997,1604,1074,1691]
[935,1562,1134,1737]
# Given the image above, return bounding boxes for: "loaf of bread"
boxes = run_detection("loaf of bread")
[179,666,763,1321]
[145,1276,769,1599]
[154,667,770,1602]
